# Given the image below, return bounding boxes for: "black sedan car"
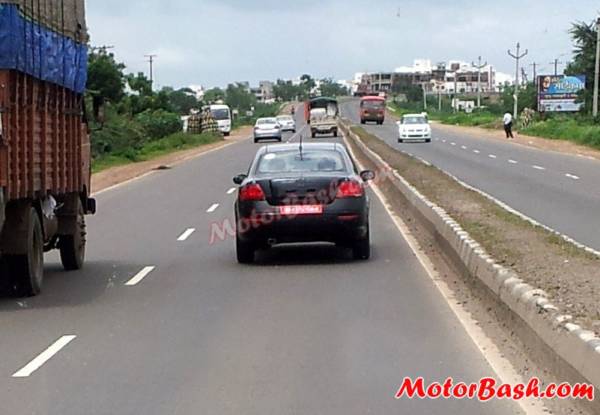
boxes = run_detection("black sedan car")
[233,142,375,263]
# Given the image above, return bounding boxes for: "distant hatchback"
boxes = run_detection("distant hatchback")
[276,115,296,132]
[397,114,432,143]
[254,118,282,143]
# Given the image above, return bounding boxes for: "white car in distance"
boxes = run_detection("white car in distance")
[397,114,432,143]
[276,115,296,133]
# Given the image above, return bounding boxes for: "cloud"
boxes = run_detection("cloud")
[86,0,600,88]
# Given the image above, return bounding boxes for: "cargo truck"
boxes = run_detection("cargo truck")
[0,1,95,296]
[305,97,339,138]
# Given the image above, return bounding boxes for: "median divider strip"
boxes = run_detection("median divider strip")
[338,120,600,408]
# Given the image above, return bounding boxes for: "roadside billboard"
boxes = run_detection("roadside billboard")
[537,75,585,112]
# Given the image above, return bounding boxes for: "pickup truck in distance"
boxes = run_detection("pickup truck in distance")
[305,97,339,138]
[0,0,95,296]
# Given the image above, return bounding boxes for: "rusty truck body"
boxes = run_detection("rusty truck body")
[0,1,95,296]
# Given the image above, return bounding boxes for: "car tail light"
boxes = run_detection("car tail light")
[337,180,364,198]
[240,183,266,201]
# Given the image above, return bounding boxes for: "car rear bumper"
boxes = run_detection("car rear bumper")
[237,213,368,245]
[311,124,337,133]
[254,131,282,139]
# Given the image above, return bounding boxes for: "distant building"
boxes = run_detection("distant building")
[251,81,274,103]
[355,59,511,96]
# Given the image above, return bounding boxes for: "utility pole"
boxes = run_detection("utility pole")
[530,62,541,85]
[144,54,158,89]
[508,42,528,119]
[422,83,427,111]
[593,17,600,117]
[549,58,564,76]
[471,56,487,109]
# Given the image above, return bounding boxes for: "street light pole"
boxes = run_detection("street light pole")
[508,42,528,119]
[472,56,487,109]
[593,18,600,117]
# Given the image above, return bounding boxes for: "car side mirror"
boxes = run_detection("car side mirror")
[233,174,247,185]
[360,170,376,182]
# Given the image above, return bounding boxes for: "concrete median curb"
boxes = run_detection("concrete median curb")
[339,121,600,392]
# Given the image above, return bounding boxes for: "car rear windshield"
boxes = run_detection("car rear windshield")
[403,116,427,125]
[362,100,384,109]
[257,118,278,125]
[211,109,230,120]
[256,150,347,174]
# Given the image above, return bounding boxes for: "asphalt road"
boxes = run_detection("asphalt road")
[341,99,600,251]
[0,112,522,414]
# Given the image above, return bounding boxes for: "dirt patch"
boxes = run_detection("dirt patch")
[352,126,600,336]
[91,126,252,193]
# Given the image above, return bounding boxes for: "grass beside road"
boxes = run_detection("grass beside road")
[348,125,600,334]
[388,102,600,151]
[92,132,223,173]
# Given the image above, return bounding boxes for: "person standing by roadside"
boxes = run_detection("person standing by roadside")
[503,111,514,139]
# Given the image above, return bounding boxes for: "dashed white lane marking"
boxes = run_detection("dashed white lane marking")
[227,187,237,195]
[207,203,220,213]
[13,335,77,378]
[450,142,456,146]
[177,228,196,241]
[565,173,580,180]
[532,165,546,171]
[473,149,480,154]
[461,145,467,150]
[488,154,497,159]
[442,139,447,143]
[125,266,156,286]
[508,159,518,164]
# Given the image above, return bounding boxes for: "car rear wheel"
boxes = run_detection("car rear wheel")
[352,227,371,260]
[333,129,338,137]
[236,235,255,264]
[360,119,365,124]
[59,199,86,271]
[398,138,403,143]
[311,131,316,138]
[425,138,431,143]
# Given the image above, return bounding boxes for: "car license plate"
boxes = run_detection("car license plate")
[279,205,323,215]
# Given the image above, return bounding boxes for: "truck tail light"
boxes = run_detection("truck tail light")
[337,180,364,198]
[240,183,266,201]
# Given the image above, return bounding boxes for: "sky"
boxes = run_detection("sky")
[87,0,600,89]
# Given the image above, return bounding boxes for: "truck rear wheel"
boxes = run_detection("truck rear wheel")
[7,208,44,296]
[59,200,86,271]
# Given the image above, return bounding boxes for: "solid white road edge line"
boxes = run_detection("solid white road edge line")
[125,266,156,286]
[177,228,196,241]
[343,133,548,415]
[13,335,77,378]
[207,204,220,213]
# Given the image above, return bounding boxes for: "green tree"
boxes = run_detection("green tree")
[166,88,200,114]
[225,83,256,112]
[500,83,538,114]
[127,72,153,96]
[203,87,225,104]
[273,79,299,101]
[565,21,597,112]
[86,48,125,121]
[319,78,349,97]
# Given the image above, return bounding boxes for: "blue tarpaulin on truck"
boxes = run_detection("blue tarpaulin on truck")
[0,4,87,93]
